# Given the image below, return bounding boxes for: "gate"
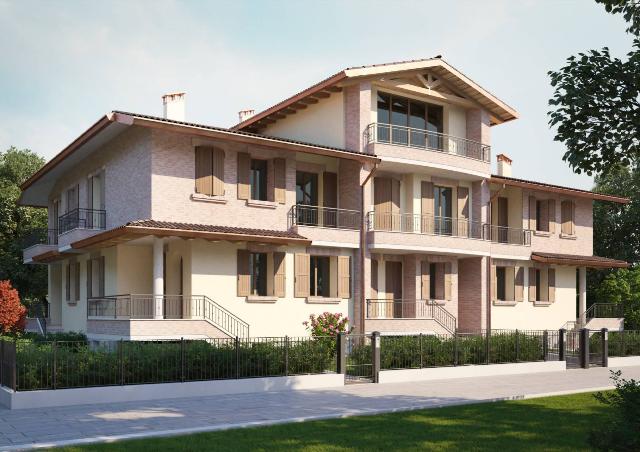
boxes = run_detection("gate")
[564,330,581,369]
[345,334,373,383]
[588,330,604,367]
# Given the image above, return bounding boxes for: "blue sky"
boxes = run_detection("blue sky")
[0,0,633,189]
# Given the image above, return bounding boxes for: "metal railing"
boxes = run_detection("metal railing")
[364,122,491,162]
[366,299,457,334]
[366,212,484,239]
[88,294,250,338]
[579,303,625,326]
[23,229,58,248]
[58,208,106,234]
[289,204,361,230]
[483,224,531,246]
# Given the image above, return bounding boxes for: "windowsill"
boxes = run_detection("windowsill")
[493,300,518,306]
[246,199,278,209]
[246,296,278,303]
[306,296,342,304]
[67,301,78,306]
[191,193,227,204]
[559,233,577,240]
[533,231,551,237]
[533,300,553,307]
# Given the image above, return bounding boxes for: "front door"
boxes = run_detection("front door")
[385,261,403,318]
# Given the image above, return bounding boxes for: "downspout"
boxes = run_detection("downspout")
[358,161,379,334]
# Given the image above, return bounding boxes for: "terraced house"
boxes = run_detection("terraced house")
[20,57,629,341]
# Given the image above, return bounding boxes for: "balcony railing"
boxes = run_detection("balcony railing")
[366,299,457,334]
[289,204,361,230]
[364,122,491,162]
[58,208,106,234]
[579,303,625,327]
[366,212,484,239]
[483,225,531,246]
[23,229,58,248]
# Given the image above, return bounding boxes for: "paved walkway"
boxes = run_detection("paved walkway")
[2,365,639,450]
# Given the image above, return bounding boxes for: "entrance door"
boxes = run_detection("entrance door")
[385,261,403,318]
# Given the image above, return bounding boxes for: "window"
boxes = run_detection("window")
[496,267,506,301]
[87,256,105,298]
[66,185,79,213]
[249,252,268,296]
[561,200,575,235]
[250,159,268,201]
[536,200,549,232]
[296,171,318,206]
[434,186,453,234]
[65,261,80,304]
[310,256,331,297]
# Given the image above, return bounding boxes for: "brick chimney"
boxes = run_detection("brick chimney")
[497,153,512,177]
[238,109,255,123]
[162,92,185,121]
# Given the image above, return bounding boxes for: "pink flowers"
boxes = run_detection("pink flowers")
[303,312,350,337]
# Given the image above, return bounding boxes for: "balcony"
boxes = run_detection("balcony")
[289,204,361,244]
[58,208,106,234]
[22,229,58,264]
[364,122,490,163]
[484,225,531,246]
[366,299,457,334]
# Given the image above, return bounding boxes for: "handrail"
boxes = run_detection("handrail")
[364,122,491,162]
[484,224,532,246]
[366,299,456,334]
[289,204,361,230]
[87,294,250,338]
[366,211,484,239]
[58,208,106,234]
[579,303,624,326]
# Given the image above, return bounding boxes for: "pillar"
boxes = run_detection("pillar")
[153,237,164,319]
[579,267,587,322]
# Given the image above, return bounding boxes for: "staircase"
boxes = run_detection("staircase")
[561,303,624,332]
[198,295,250,338]
[365,299,457,335]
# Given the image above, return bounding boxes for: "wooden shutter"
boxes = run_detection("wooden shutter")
[371,260,378,299]
[491,264,497,301]
[338,256,351,299]
[237,152,251,200]
[528,196,537,230]
[529,267,537,301]
[323,172,337,208]
[98,256,105,297]
[421,181,434,233]
[515,266,524,302]
[548,268,556,302]
[374,177,391,230]
[212,148,225,196]
[237,250,250,296]
[74,262,80,302]
[444,262,452,301]
[86,259,93,299]
[294,253,310,298]
[421,261,430,299]
[435,263,445,300]
[195,146,213,196]
[548,199,556,233]
[561,200,575,235]
[539,200,549,232]
[273,252,286,298]
[273,158,286,204]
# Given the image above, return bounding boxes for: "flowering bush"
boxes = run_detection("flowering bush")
[0,280,27,334]
[303,312,350,338]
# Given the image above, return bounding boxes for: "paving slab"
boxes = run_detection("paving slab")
[1,365,639,450]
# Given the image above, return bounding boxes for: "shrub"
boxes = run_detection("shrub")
[0,280,26,334]
[589,370,640,451]
[303,312,350,337]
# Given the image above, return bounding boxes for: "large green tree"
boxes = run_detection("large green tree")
[548,0,640,175]
[0,147,47,302]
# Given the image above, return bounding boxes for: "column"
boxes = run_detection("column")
[578,267,587,321]
[153,237,164,319]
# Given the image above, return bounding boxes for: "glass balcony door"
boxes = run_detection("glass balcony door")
[434,186,453,235]
[296,171,318,226]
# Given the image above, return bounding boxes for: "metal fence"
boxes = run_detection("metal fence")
[289,205,361,230]
[608,330,640,357]
[58,208,106,234]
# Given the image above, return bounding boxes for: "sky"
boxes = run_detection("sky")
[0,0,633,189]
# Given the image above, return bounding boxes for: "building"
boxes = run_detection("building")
[20,57,628,340]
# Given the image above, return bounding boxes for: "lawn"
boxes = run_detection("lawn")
[57,392,608,451]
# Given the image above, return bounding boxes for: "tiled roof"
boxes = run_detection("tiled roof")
[127,219,308,240]
[531,252,628,268]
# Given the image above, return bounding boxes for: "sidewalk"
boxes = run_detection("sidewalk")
[2,365,639,450]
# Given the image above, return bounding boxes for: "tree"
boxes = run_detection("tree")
[0,280,26,334]
[548,0,640,175]
[594,267,640,328]
[0,147,47,302]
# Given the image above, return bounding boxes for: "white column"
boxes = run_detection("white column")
[153,237,164,319]
[578,267,587,320]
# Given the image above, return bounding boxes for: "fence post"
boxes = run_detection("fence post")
[180,337,185,383]
[119,339,124,385]
[602,328,608,368]
[284,336,289,377]
[336,333,346,374]
[372,331,380,383]
[419,333,423,369]
[543,330,549,361]
[10,340,16,391]
[235,336,240,379]
[621,329,626,356]
[51,340,57,390]
[558,329,565,361]
[453,332,459,366]
[580,328,589,369]
[515,329,520,363]
[485,330,490,365]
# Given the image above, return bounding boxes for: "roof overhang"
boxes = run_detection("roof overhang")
[531,252,629,268]
[490,175,630,204]
[232,57,519,132]
[19,112,378,208]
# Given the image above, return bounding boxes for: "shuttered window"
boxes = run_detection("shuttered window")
[529,267,554,302]
[237,153,251,200]
[561,200,575,235]
[273,252,286,298]
[294,253,310,297]
[515,267,524,301]
[87,256,106,298]
[273,158,286,204]
[338,256,351,299]
[237,250,250,296]
[528,268,537,302]
[536,200,549,232]
[195,146,225,196]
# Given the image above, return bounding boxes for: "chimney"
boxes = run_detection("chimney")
[496,153,513,177]
[238,109,255,123]
[162,92,186,121]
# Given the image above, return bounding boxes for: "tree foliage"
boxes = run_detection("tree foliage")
[0,147,47,301]
[0,280,26,334]
[595,268,640,328]
[548,0,640,175]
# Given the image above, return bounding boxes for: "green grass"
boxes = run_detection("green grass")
[56,391,609,452]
